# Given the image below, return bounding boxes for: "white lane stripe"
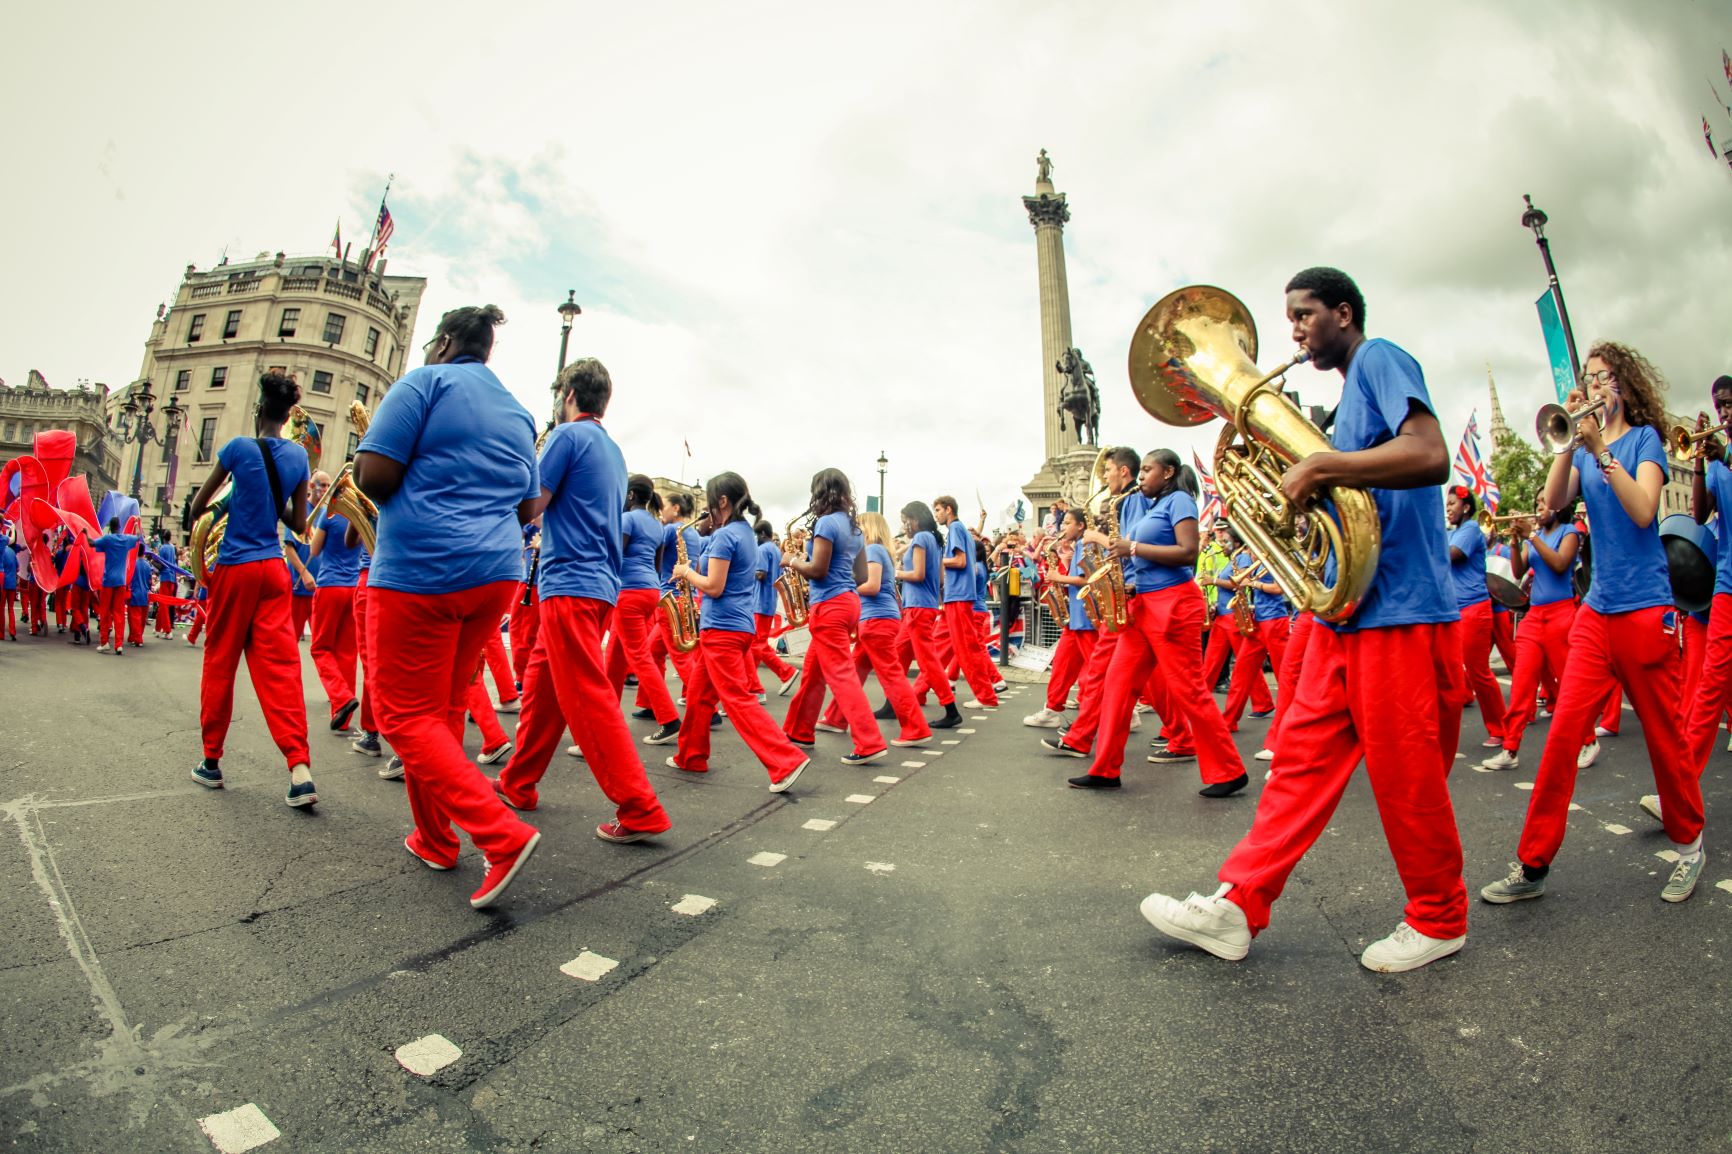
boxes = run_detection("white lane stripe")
[1656,850,1681,863]
[1603,823,1633,835]
[958,728,977,734]
[1515,782,1534,791]
[845,794,875,805]
[802,819,837,831]
[874,775,902,784]
[1569,803,1584,811]
[942,740,961,745]
[560,951,621,981]
[900,761,925,768]
[1717,880,1732,894]
[747,851,787,866]
[395,1034,462,1076]
[671,894,718,916]
[198,1104,281,1152]
[864,862,896,874]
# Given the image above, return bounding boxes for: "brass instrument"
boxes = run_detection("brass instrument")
[1230,560,1269,637]
[307,401,378,551]
[188,480,234,587]
[1127,285,1381,623]
[1535,399,1609,455]
[1476,508,1536,540]
[1037,542,1068,624]
[775,513,813,629]
[1077,447,1132,632]
[658,513,703,654]
[1669,418,1729,462]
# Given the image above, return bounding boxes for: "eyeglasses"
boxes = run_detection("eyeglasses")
[1580,369,1618,388]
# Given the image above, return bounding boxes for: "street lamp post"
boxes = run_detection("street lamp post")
[115,381,182,521]
[1520,194,1582,380]
[876,449,888,515]
[557,290,582,373]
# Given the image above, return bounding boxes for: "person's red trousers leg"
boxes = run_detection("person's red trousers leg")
[509,586,539,686]
[1056,627,1124,753]
[1518,606,1701,869]
[1499,600,1573,755]
[1201,620,1234,689]
[187,603,205,642]
[467,679,508,749]
[1681,614,1708,727]
[481,627,516,705]
[752,613,797,681]
[1266,612,1316,751]
[29,584,46,633]
[310,585,358,715]
[353,571,376,733]
[54,588,68,630]
[1597,685,1622,735]
[95,586,122,647]
[819,636,879,729]
[786,594,887,755]
[1257,616,1290,704]
[1219,623,1469,939]
[1221,627,1273,728]
[290,594,313,642]
[127,604,145,645]
[904,607,956,706]
[366,581,535,864]
[1491,608,1517,672]
[856,617,930,742]
[198,560,311,769]
[1145,664,1194,750]
[500,596,671,831]
[155,593,175,635]
[604,587,679,724]
[1457,599,1508,738]
[1046,628,1096,711]
[1684,593,1732,773]
[944,600,1000,705]
[676,630,808,781]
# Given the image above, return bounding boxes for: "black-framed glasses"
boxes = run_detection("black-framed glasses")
[1581,369,1617,387]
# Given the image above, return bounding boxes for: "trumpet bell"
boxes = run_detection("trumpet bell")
[1127,286,1258,428]
[1535,403,1576,455]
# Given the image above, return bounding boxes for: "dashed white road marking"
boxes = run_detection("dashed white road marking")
[1717,880,1732,895]
[923,750,944,757]
[1656,850,1681,863]
[958,728,977,734]
[844,794,875,805]
[941,740,961,745]
[560,951,621,981]
[802,819,837,832]
[970,715,989,721]
[671,894,718,916]
[198,1104,280,1152]
[1515,782,1534,791]
[395,1034,461,1076]
[874,775,901,784]
[1603,823,1633,836]
[1569,803,1584,812]
[747,851,787,867]
[864,862,896,874]
[900,760,925,769]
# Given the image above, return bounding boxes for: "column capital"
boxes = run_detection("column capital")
[1022,193,1070,230]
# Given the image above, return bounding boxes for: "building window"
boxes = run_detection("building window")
[365,327,380,358]
[154,485,167,510]
[174,369,191,391]
[322,312,347,344]
[4,421,14,441]
[210,367,227,389]
[312,371,333,395]
[187,314,206,342]
[355,383,370,407]
[279,307,300,337]
[345,432,359,460]
[196,417,218,462]
[222,309,242,339]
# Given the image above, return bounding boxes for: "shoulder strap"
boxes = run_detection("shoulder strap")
[254,438,288,527]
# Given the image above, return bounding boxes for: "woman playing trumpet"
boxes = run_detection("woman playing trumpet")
[1478,501,1578,771]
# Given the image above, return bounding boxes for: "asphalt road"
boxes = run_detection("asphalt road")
[1,626,1727,1153]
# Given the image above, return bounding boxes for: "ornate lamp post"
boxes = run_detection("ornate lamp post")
[1521,194,1581,381]
[876,450,888,515]
[556,290,582,373]
[115,380,182,518]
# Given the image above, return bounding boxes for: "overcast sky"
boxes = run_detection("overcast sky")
[3,1,1727,527]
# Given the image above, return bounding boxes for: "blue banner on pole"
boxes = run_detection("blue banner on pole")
[1535,288,1573,403]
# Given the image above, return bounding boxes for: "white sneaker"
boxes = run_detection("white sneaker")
[96,643,112,654]
[566,744,586,760]
[478,740,513,766]
[1134,702,1152,715]
[963,700,997,711]
[1253,748,1274,762]
[1359,921,1465,973]
[1577,740,1600,769]
[1022,707,1064,728]
[1128,714,1142,732]
[1479,749,1519,771]
[778,669,801,697]
[815,721,847,734]
[1594,725,1614,738]
[992,680,1008,693]
[1639,794,1663,822]
[1138,885,1251,961]
[494,698,520,714]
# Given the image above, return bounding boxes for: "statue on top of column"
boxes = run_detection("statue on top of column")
[1056,347,1099,446]
[1036,149,1054,185]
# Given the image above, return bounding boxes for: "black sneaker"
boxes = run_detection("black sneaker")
[932,704,964,730]
[331,697,360,731]
[710,713,723,729]
[1067,773,1121,789]
[1147,748,1196,764]
[624,674,639,688]
[841,748,888,766]
[643,720,681,745]
[1041,737,1088,758]
[1199,773,1250,798]
[631,707,656,720]
[873,701,896,720]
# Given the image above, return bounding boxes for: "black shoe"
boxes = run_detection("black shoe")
[1199,773,1250,799]
[932,704,964,730]
[1041,737,1088,758]
[624,674,639,687]
[789,737,816,748]
[1147,748,1196,764]
[1067,773,1121,790]
[873,701,896,720]
[643,719,681,745]
[1248,709,1275,720]
[631,707,656,720]
[331,697,360,731]
[711,713,723,729]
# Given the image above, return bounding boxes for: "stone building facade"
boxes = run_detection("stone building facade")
[0,370,122,497]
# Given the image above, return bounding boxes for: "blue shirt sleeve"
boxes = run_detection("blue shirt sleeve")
[1357,341,1434,436]
[358,374,427,465]
[538,424,578,498]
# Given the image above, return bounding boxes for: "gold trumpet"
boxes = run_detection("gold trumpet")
[659,512,704,653]
[1669,418,1729,462]
[1535,399,1608,455]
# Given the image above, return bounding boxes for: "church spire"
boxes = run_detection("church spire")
[1486,362,1509,453]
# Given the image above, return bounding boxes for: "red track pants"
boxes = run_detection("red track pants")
[156,594,177,635]
[290,594,313,641]
[1056,626,1125,753]
[500,596,670,832]
[366,581,536,864]
[467,679,507,749]
[817,616,931,742]
[0,587,14,638]
[509,585,539,686]
[903,607,956,706]
[1201,620,1234,689]
[354,571,376,733]
[127,604,146,645]
[310,585,358,716]
[676,629,808,782]
[943,600,999,705]
[605,586,679,725]
[1491,607,1517,672]
[1518,605,1702,868]
[1223,617,1287,727]
[643,610,698,709]
[1265,612,1316,752]
[1499,599,1573,755]
[28,585,46,634]
[1089,584,1242,783]
[752,613,797,681]
[1685,592,1732,775]
[199,560,310,769]
[1045,627,1097,711]
[187,603,206,642]
[785,593,888,754]
[482,627,517,705]
[1220,622,1469,939]
[96,586,126,647]
[1458,599,1508,739]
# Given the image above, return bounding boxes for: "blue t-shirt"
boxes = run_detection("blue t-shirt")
[859,543,900,622]
[755,540,782,617]
[358,357,538,595]
[1252,573,1289,622]
[215,437,309,567]
[697,518,756,635]
[1571,425,1671,615]
[942,521,976,604]
[315,512,362,588]
[155,542,177,571]
[538,418,626,604]
[902,530,943,609]
[1067,541,1095,632]
[621,507,663,592]
[1527,524,1578,606]
[659,523,701,593]
[972,559,988,612]
[91,532,140,589]
[1448,522,1489,609]
[1,542,18,590]
[1126,490,1197,594]
[810,511,864,606]
[1321,338,1457,633]
[1707,460,1732,597]
[288,539,319,597]
[128,547,151,606]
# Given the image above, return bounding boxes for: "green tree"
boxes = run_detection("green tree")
[1490,427,1549,514]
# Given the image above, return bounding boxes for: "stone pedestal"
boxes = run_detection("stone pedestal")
[1020,166,1090,521]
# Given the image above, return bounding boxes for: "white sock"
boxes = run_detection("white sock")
[1674,836,1703,861]
[289,765,312,786]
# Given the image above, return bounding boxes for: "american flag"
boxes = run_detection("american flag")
[373,203,395,257]
[1453,411,1501,513]
[1193,449,1223,532]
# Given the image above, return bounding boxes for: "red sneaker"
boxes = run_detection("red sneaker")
[489,776,538,812]
[404,833,457,871]
[470,831,540,909]
[595,820,668,844]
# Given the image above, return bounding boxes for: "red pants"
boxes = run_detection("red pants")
[903,607,956,706]
[28,585,46,634]
[1266,611,1316,751]
[127,604,146,645]
[1220,622,1469,939]
[676,629,808,780]
[818,616,931,742]
[1223,617,1287,726]
[310,585,358,715]
[943,600,999,705]
[96,586,126,647]
[604,586,679,725]
[0,587,15,637]
[188,603,207,642]
[354,571,376,733]
[156,595,176,635]
[1685,593,1732,774]
[643,609,699,708]
[785,593,888,754]
[1491,608,1517,672]
[199,560,310,769]
[1057,626,1125,752]
[366,581,535,863]
[1090,584,1242,783]
[291,594,313,641]
[1201,620,1234,689]
[509,585,540,686]
[500,596,670,831]
[1458,600,1508,738]
[1045,627,1097,711]
[483,627,517,705]
[752,613,797,681]
[1519,605,1701,868]
[467,679,507,749]
[1500,599,1574,754]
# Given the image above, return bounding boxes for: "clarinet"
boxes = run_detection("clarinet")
[520,543,540,606]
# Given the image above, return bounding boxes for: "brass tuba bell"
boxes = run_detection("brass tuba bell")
[1126,285,1381,624]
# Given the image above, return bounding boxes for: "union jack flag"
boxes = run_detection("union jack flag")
[1453,411,1500,513]
[1193,449,1223,532]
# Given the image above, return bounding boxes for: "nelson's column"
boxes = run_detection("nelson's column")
[1021,149,1100,522]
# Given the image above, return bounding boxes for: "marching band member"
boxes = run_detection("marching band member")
[815,511,932,746]
[1069,449,1248,795]
[495,359,671,841]
[1198,523,1238,692]
[348,525,388,765]
[1024,509,1092,726]
[751,519,801,695]
[782,469,891,764]
[309,500,364,732]
[126,537,150,646]
[25,534,47,636]
[667,472,810,790]
[0,526,16,641]
[897,501,964,730]
[605,473,683,744]
[1142,267,1469,972]
[1447,485,1509,748]
[153,531,180,636]
[641,494,700,713]
[354,305,542,907]
[934,497,1001,709]
[1218,543,1279,728]
[1479,500,1579,770]
[285,532,318,642]
[86,518,137,654]
[187,369,316,807]
[1481,341,1706,905]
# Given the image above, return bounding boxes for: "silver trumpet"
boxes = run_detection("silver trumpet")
[1535,399,1608,455]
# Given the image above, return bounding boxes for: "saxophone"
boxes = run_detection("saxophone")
[1230,560,1268,637]
[774,513,813,629]
[1079,456,1132,633]
[658,513,703,654]
[1037,542,1068,624]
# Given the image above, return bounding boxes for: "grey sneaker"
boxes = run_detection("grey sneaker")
[1639,794,1663,822]
[1661,853,1705,903]
[1480,862,1545,904]
[378,755,405,781]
